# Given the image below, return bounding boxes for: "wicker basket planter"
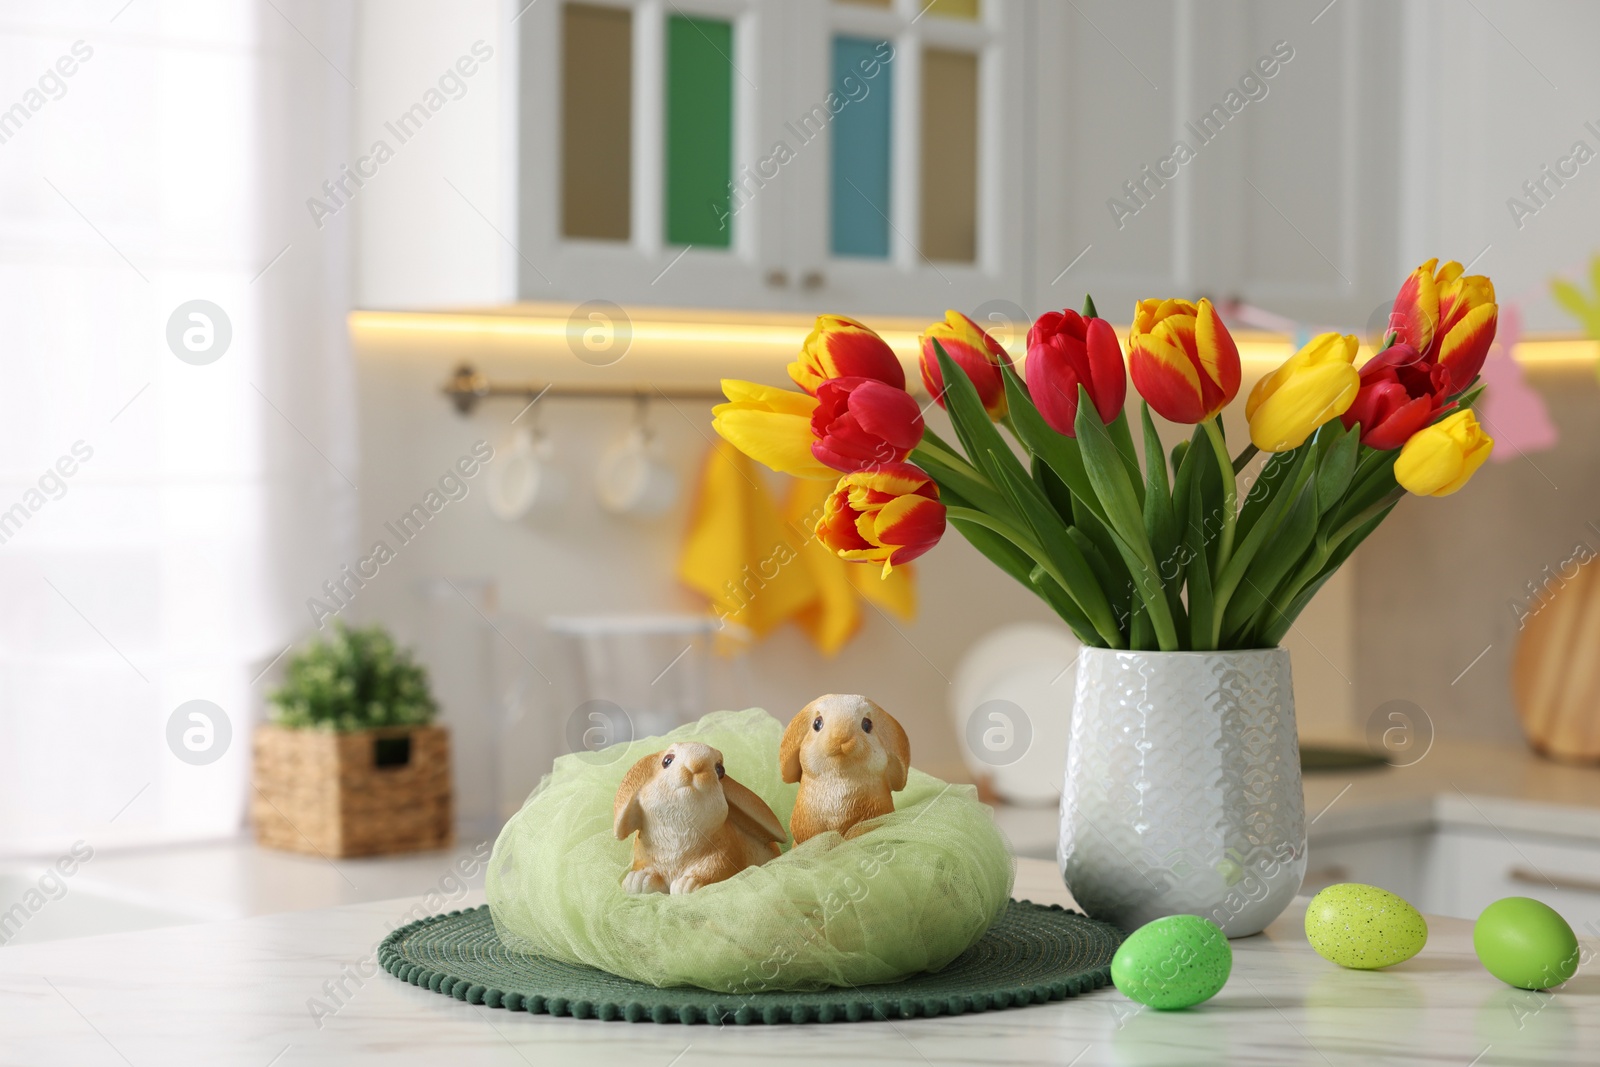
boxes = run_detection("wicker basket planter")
[251,724,453,858]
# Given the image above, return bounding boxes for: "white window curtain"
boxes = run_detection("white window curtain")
[0,0,357,854]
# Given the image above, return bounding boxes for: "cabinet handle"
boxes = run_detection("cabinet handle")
[764,269,790,288]
[800,270,825,291]
[1508,866,1600,894]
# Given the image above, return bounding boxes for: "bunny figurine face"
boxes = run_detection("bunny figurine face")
[780,695,910,845]
[613,742,785,895]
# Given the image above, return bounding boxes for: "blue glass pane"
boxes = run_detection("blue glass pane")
[829,37,893,258]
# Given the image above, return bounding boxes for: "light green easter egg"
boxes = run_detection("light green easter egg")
[1111,914,1232,1010]
[1305,883,1427,969]
[1474,897,1579,990]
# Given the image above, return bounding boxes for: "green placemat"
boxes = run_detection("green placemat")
[380,899,1123,1025]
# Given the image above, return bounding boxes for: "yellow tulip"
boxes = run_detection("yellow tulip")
[1244,332,1360,452]
[711,380,836,479]
[1394,409,1494,497]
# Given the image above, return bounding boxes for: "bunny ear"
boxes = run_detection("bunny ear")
[721,775,786,844]
[779,705,813,784]
[870,702,911,791]
[613,751,660,839]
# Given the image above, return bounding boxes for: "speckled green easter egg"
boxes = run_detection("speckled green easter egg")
[1110,915,1232,1010]
[1305,883,1427,969]
[1474,897,1579,990]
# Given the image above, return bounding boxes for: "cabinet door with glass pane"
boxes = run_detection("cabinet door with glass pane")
[519,0,793,308]
[519,0,1028,315]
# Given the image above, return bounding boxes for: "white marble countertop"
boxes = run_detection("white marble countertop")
[2,858,1595,1066]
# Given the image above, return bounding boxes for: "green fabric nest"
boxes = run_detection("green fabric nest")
[269,622,437,732]
[486,709,1014,993]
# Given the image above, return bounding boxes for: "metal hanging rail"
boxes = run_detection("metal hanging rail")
[440,362,727,416]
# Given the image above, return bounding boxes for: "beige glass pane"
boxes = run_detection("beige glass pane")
[835,0,893,7]
[922,0,980,19]
[920,48,978,263]
[562,3,632,240]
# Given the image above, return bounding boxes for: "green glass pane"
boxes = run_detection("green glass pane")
[665,14,734,247]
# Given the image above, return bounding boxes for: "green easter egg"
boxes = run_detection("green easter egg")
[1110,914,1232,1010]
[1304,883,1427,969]
[1473,897,1579,990]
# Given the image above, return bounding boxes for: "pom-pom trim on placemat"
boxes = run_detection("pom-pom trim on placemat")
[379,899,1123,1025]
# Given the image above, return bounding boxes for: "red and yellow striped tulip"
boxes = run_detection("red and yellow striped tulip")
[1388,258,1498,393]
[919,311,1014,419]
[816,462,947,576]
[1024,309,1127,436]
[711,380,836,479]
[790,314,906,395]
[1244,332,1359,452]
[810,377,926,472]
[1394,409,1494,497]
[1127,297,1241,424]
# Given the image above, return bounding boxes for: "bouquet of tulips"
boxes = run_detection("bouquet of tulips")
[712,258,1497,651]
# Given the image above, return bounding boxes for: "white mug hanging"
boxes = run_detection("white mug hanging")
[488,426,562,520]
[596,426,678,517]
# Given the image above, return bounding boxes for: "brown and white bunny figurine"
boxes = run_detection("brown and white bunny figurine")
[781,694,910,845]
[613,742,786,895]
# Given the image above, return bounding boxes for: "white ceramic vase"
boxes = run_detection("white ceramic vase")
[1058,647,1307,938]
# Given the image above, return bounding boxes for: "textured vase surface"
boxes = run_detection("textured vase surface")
[1058,647,1306,937]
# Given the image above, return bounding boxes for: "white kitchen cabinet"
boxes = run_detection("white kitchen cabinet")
[1427,827,1600,932]
[1029,0,1406,327]
[1301,829,1430,904]
[518,0,1027,316]
[358,0,1445,328]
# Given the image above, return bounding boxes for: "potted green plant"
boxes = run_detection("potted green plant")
[252,623,451,858]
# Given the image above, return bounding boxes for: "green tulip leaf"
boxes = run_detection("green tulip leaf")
[1313,419,1359,517]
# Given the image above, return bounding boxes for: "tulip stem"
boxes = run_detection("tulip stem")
[1232,444,1259,475]
[1202,418,1237,573]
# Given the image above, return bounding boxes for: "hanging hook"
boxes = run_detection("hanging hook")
[632,391,653,443]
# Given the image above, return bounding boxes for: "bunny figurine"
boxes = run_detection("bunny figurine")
[781,694,911,845]
[613,742,786,895]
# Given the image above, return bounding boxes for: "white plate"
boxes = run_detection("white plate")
[950,623,1080,805]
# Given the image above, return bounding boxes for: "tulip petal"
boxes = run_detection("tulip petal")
[846,380,925,449]
[720,379,819,417]
[1394,409,1493,496]
[1196,298,1242,409]
[1084,317,1128,423]
[1130,328,1207,424]
[1357,392,1433,450]
[1392,259,1440,355]
[713,407,837,479]
[1437,303,1497,392]
[1247,361,1359,451]
[1395,427,1466,496]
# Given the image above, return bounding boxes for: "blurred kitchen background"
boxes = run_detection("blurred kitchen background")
[3,0,1599,940]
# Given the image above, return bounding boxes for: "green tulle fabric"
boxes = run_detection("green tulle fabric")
[486,708,1014,993]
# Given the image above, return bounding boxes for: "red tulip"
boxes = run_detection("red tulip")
[1024,310,1126,436]
[1339,343,1453,450]
[816,462,946,575]
[809,377,925,472]
[919,311,1014,419]
[790,314,906,395]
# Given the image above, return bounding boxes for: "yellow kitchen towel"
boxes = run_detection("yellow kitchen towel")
[679,442,920,652]
[678,439,815,638]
